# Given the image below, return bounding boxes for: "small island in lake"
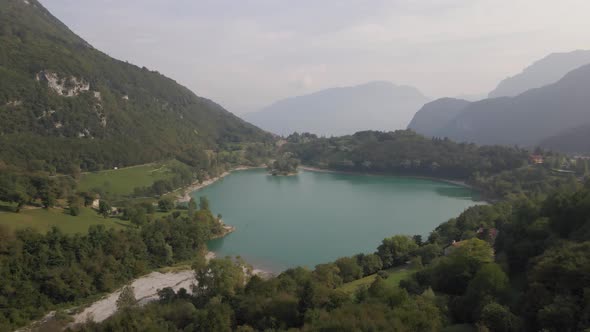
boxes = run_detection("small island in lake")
[267,152,300,176]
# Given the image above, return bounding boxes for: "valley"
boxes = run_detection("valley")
[1,1,590,331]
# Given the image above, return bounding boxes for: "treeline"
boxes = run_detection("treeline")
[401,180,590,331]
[78,181,590,331]
[267,152,300,176]
[0,167,76,211]
[472,166,578,199]
[0,205,219,330]
[80,247,443,332]
[283,130,529,180]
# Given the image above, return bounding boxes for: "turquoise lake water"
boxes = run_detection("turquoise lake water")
[192,168,480,273]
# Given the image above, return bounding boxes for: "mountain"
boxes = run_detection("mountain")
[0,0,270,173]
[540,124,590,154]
[454,93,487,102]
[489,50,590,98]
[407,98,471,137]
[243,81,430,136]
[438,63,590,147]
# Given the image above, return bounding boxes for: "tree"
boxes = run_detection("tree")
[195,258,244,298]
[413,243,441,265]
[68,195,81,216]
[525,242,590,331]
[199,196,210,211]
[464,263,509,321]
[480,302,520,332]
[313,263,343,289]
[376,235,419,268]
[466,263,508,301]
[412,235,423,246]
[80,192,94,206]
[188,197,197,217]
[158,198,174,212]
[98,200,111,218]
[426,239,495,296]
[335,257,363,283]
[42,191,55,209]
[357,253,383,276]
[451,238,494,265]
[130,208,147,227]
[116,286,137,310]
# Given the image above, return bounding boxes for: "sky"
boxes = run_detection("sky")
[41,0,590,114]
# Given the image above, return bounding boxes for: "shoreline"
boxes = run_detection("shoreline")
[210,219,236,239]
[23,251,272,331]
[299,165,476,190]
[176,165,263,203]
[67,251,271,326]
[299,166,492,203]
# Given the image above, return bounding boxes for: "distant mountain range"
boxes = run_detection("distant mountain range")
[408,51,590,152]
[407,98,471,137]
[243,81,430,137]
[489,50,590,98]
[0,0,270,171]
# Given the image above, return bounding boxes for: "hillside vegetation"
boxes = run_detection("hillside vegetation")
[71,180,590,332]
[0,0,271,175]
[283,130,528,181]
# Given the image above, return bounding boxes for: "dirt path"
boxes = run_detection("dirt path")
[176,166,263,203]
[70,270,197,325]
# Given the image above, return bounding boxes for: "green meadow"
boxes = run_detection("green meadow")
[337,266,417,295]
[78,160,182,196]
[0,206,132,234]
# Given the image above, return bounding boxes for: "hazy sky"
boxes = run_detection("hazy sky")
[41,0,590,114]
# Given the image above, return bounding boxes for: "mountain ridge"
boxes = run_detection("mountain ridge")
[406,98,471,137]
[0,0,270,172]
[489,49,590,98]
[438,63,590,147]
[243,81,430,137]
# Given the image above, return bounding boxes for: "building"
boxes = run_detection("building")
[529,154,544,164]
[443,240,465,256]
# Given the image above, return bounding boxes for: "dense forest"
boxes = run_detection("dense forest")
[0,0,272,175]
[267,152,300,176]
[281,130,588,200]
[283,130,529,180]
[72,180,590,331]
[2,1,590,331]
[0,202,221,330]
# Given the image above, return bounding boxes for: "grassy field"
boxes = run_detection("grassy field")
[338,266,417,295]
[0,206,132,234]
[78,160,182,196]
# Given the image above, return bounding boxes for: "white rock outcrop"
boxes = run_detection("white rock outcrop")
[36,71,90,97]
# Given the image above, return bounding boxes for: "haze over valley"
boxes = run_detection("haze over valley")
[243,81,430,136]
[1,1,590,331]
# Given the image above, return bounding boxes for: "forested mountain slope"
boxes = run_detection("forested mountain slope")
[0,0,271,173]
[539,124,590,154]
[406,98,471,137]
[437,64,590,147]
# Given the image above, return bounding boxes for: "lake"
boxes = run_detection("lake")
[192,168,480,273]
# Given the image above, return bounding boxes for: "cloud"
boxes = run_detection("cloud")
[41,0,590,113]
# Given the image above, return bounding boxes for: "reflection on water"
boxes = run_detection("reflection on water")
[198,168,480,273]
[435,186,476,199]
